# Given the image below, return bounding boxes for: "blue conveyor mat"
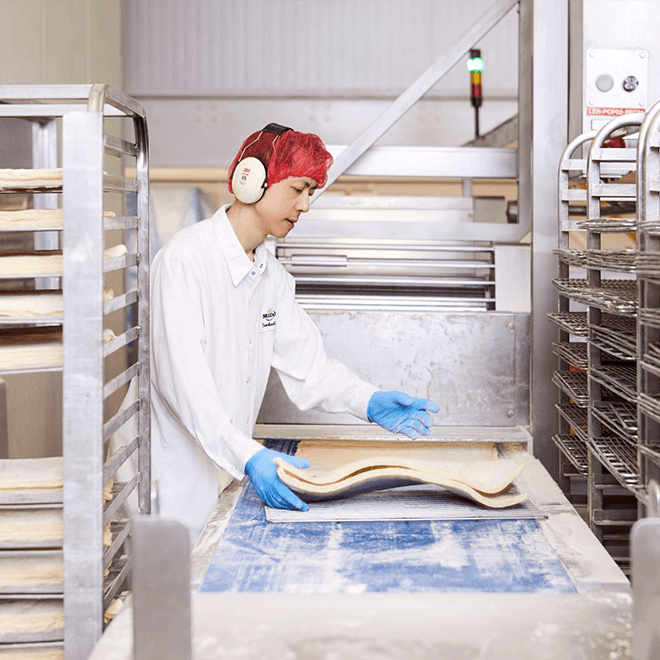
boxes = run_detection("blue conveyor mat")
[199,481,577,595]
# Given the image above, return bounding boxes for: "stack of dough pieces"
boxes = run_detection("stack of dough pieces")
[0,244,128,279]
[0,168,63,189]
[275,456,528,508]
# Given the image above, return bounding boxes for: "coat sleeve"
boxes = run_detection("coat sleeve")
[150,244,262,479]
[270,268,377,419]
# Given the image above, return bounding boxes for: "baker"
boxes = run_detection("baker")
[150,123,440,542]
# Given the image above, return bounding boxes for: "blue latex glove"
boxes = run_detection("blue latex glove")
[244,448,311,511]
[367,391,440,439]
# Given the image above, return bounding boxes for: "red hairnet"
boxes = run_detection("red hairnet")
[227,128,333,194]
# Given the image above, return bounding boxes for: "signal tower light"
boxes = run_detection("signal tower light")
[467,48,483,138]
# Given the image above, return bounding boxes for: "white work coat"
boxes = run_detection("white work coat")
[150,205,377,538]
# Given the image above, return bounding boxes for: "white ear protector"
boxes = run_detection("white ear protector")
[231,123,293,204]
[231,156,268,204]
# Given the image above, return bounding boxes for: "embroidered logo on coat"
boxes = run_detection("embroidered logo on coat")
[261,306,277,331]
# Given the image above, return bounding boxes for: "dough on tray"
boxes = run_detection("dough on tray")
[0,168,63,189]
[0,245,127,278]
[0,209,116,230]
[0,292,63,318]
[0,457,63,492]
[275,456,528,508]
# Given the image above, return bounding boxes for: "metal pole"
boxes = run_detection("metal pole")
[522,0,569,481]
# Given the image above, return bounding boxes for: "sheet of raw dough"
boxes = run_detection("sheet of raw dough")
[0,289,114,319]
[294,440,499,470]
[0,327,116,370]
[0,292,64,318]
[0,553,63,589]
[0,647,63,660]
[0,168,63,189]
[279,457,524,494]
[276,457,527,508]
[0,599,63,638]
[0,509,63,547]
[0,457,63,492]
[0,209,64,230]
[0,254,64,278]
[0,209,116,230]
[0,330,63,371]
[0,244,127,278]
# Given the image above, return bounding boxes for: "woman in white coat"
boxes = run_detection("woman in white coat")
[150,123,440,542]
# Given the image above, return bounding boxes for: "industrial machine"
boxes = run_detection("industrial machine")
[3,1,660,659]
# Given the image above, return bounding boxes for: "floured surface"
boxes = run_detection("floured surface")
[199,480,575,595]
[266,485,544,522]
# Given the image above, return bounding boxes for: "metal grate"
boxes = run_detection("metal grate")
[553,434,588,475]
[578,217,637,232]
[552,342,588,369]
[636,252,660,274]
[641,342,660,380]
[552,278,637,314]
[639,308,660,329]
[640,443,660,462]
[552,370,589,406]
[639,392,660,424]
[554,248,637,272]
[589,435,642,491]
[590,364,637,403]
[547,312,588,336]
[555,403,588,441]
[592,401,638,442]
[590,314,637,360]
[637,219,660,236]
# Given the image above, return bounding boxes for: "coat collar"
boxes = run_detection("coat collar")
[213,204,268,286]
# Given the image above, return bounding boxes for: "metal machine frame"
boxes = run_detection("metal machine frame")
[270,0,571,476]
[0,84,150,659]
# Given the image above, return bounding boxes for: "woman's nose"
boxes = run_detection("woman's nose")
[297,190,310,213]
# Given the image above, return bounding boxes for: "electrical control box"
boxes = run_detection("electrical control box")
[584,48,649,131]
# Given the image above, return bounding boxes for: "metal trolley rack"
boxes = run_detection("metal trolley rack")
[551,111,656,573]
[0,85,150,659]
[637,102,660,509]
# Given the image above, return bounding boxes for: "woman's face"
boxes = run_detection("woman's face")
[254,176,317,239]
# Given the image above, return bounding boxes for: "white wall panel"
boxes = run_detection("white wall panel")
[122,0,518,99]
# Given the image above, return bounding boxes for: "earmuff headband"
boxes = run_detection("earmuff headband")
[232,123,294,204]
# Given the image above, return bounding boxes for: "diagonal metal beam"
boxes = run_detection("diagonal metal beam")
[318,0,519,197]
